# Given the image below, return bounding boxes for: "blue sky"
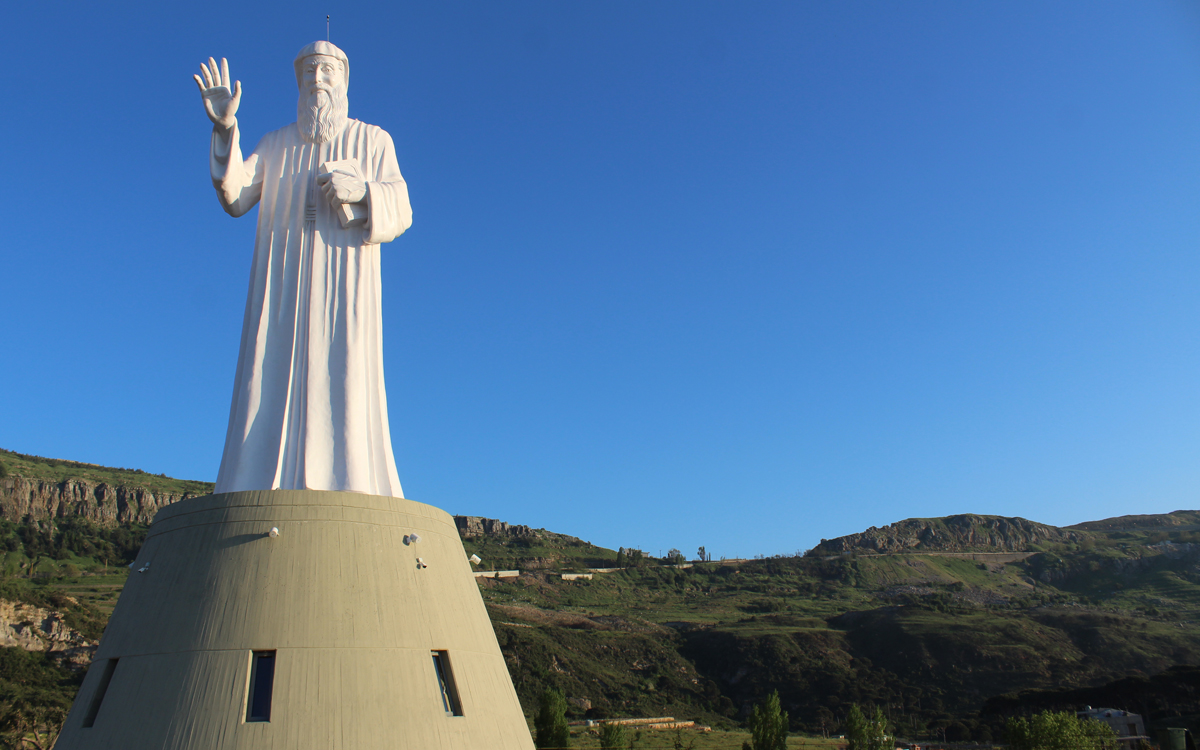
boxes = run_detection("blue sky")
[4,1,1200,558]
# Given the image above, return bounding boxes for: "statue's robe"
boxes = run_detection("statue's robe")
[209,118,411,497]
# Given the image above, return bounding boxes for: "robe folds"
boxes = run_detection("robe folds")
[209,119,411,497]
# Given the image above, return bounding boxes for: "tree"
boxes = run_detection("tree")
[599,722,626,750]
[1006,710,1116,750]
[844,704,889,750]
[816,706,835,738]
[696,545,707,562]
[534,687,570,749]
[672,727,696,750]
[749,690,788,750]
[666,548,685,565]
[0,687,69,750]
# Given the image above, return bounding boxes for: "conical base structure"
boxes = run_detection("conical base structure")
[55,490,535,750]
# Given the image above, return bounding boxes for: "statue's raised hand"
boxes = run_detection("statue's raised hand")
[193,57,242,131]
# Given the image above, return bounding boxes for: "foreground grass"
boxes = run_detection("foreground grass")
[554,727,846,749]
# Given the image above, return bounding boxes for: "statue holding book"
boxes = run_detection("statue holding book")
[193,42,412,498]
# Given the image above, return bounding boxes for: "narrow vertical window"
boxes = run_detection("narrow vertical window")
[246,651,276,722]
[431,651,463,716]
[82,658,118,728]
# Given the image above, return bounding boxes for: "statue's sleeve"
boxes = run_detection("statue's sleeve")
[210,122,264,218]
[363,130,412,245]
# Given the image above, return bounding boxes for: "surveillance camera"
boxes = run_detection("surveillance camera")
[268,527,280,538]
[469,554,482,565]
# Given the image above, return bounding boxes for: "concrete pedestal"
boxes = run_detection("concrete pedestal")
[55,490,534,750]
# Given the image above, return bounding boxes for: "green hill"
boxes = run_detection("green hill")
[0,448,213,497]
[3,451,1200,744]
[1067,510,1200,533]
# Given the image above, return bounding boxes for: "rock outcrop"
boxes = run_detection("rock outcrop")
[0,476,202,525]
[808,514,1083,555]
[0,598,96,671]
[454,516,541,540]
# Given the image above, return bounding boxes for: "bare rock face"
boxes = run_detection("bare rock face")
[809,514,1083,555]
[0,476,200,525]
[0,598,97,671]
[454,516,540,539]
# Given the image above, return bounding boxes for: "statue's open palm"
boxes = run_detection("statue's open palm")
[193,57,242,130]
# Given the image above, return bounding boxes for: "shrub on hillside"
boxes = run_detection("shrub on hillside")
[1006,710,1115,750]
[534,688,570,749]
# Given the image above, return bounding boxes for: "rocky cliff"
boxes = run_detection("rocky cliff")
[0,476,202,525]
[808,513,1083,555]
[454,516,542,539]
[0,598,96,670]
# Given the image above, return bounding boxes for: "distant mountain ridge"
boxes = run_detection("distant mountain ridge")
[4,445,1199,554]
[1067,510,1200,532]
[807,514,1084,555]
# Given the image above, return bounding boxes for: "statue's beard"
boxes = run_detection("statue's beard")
[298,88,348,144]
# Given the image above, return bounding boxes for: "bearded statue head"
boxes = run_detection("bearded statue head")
[294,41,350,144]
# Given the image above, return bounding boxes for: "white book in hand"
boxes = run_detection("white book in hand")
[321,160,368,229]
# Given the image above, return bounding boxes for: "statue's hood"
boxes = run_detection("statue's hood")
[294,40,349,91]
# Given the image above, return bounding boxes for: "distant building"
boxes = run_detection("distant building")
[1077,707,1146,744]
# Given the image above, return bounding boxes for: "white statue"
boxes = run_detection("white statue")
[194,42,411,498]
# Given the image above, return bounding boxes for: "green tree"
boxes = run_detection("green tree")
[1006,710,1116,750]
[534,687,570,749]
[672,726,696,750]
[599,722,626,750]
[0,687,66,750]
[844,704,889,750]
[749,690,788,750]
[666,548,685,565]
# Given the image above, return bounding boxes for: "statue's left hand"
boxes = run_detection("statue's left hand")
[317,172,367,205]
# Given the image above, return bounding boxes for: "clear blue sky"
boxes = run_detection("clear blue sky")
[4,1,1200,558]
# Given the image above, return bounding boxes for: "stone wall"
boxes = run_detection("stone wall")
[0,476,201,526]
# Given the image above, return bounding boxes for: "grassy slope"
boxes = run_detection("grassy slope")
[461,532,619,572]
[0,448,214,496]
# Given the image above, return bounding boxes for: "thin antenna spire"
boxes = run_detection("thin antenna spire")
[326,15,330,41]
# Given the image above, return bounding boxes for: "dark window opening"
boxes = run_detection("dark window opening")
[82,658,118,728]
[431,650,463,716]
[246,651,276,722]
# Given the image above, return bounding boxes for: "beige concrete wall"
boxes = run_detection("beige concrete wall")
[56,490,534,750]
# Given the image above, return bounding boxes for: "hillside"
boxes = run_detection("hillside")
[465,511,1200,741]
[0,449,213,497]
[0,448,212,525]
[3,451,1200,744]
[807,514,1083,555]
[1068,510,1200,533]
